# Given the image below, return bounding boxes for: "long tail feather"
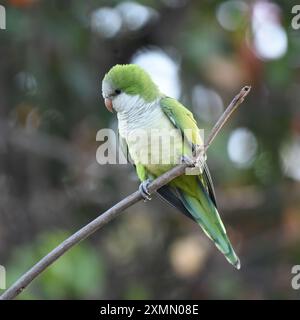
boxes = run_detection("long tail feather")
[178,189,240,269]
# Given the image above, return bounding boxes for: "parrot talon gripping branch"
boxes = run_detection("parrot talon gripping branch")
[139,179,152,202]
[180,155,195,167]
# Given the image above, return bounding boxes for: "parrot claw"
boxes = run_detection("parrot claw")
[181,153,207,175]
[180,155,195,167]
[139,179,152,202]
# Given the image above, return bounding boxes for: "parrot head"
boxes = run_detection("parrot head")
[102,64,160,113]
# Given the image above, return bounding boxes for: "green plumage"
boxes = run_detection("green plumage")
[102,64,240,269]
[103,64,160,102]
[160,97,240,269]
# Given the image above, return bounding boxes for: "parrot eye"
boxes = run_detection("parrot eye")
[114,89,121,95]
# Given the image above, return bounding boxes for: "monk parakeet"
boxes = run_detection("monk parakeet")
[102,64,240,269]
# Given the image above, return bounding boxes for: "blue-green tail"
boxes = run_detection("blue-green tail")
[179,190,240,269]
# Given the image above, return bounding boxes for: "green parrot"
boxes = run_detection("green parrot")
[102,64,240,269]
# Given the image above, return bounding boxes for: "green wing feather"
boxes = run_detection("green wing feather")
[160,97,217,204]
[160,97,240,269]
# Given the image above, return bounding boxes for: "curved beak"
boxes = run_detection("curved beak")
[104,98,113,113]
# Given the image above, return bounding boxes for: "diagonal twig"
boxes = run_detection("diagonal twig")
[0,85,251,300]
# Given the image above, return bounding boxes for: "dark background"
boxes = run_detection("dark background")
[0,0,300,299]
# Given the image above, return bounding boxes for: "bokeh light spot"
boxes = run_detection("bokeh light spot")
[116,2,158,31]
[192,85,224,124]
[216,0,248,31]
[227,127,258,168]
[131,48,181,99]
[90,7,122,38]
[251,1,287,60]
[281,136,300,181]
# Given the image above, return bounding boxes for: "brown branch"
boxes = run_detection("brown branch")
[0,86,251,300]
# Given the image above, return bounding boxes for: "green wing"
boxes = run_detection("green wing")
[160,97,217,206]
[160,96,202,144]
[160,97,240,269]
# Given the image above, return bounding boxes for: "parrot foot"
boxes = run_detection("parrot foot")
[139,179,152,202]
[180,155,195,167]
[181,154,207,175]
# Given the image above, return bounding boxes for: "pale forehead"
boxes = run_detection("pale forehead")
[102,79,114,98]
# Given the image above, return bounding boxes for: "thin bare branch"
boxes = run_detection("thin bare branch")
[0,86,251,300]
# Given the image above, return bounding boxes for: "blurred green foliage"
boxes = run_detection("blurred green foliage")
[7,231,106,299]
